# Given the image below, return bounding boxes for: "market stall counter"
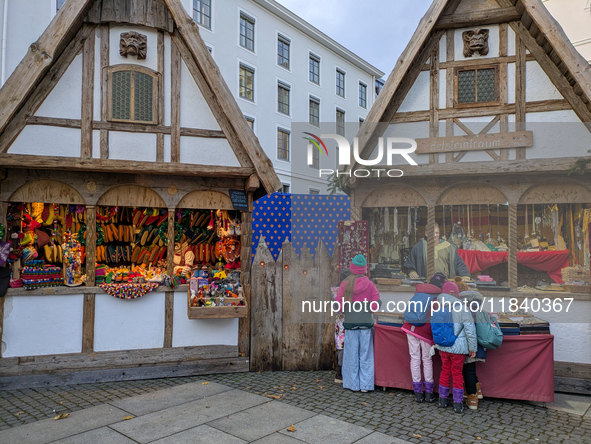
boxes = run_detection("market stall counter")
[374,324,554,403]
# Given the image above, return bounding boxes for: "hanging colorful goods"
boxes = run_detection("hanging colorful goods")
[0,222,5,240]
[62,233,84,286]
[100,282,159,299]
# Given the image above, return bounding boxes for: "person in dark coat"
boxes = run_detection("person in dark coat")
[403,223,470,279]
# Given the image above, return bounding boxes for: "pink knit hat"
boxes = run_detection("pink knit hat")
[442,281,459,297]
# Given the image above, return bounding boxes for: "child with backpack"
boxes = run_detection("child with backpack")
[337,254,381,392]
[401,272,446,402]
[433,281,477,414]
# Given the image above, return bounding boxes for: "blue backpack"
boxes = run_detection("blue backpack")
[403,293,434,326]
[431,303,458,347]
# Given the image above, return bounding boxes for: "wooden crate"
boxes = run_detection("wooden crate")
[562,284,591,294]
[376,278,403,286]
[187,289,248,319]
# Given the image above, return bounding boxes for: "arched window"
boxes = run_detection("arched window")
[106,65,159,124]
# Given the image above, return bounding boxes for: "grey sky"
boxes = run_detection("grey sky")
[277,0,433,78]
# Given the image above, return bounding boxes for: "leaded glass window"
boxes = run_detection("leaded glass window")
[457,67,497,104]
[109,67,157,124]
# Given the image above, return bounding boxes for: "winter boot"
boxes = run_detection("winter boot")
[466,393,478,410]
[438,385,450,408]
[452,388,464,414]
[476,382,483,399]
[424,381,436,403]
[335,366,343,384]
[412,382,424,402]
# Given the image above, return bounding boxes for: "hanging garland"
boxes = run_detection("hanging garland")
[76,224,105,246]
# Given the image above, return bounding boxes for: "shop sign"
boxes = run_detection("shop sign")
[415,131,533,154]
[229,189,249,212]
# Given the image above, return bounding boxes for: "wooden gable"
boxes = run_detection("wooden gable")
[352,0,591,174]
[0,0,281,194]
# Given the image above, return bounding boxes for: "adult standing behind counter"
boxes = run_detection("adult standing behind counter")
[404,223,470,279]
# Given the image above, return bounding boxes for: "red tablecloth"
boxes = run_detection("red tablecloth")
[458,249,570,283]
[374,324,554,402]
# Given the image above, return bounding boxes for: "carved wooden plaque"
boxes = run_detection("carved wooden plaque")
[415,131,533,154]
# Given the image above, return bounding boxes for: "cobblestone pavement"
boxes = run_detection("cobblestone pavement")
[1,370,590,444]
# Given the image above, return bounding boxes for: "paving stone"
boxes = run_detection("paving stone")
[250,432,307,444]
[278,414,371,444]
[150,424,247,444]
[50,426,136,444]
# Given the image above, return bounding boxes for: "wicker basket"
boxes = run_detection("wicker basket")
[562,284,591,294]
[561,266,591,284]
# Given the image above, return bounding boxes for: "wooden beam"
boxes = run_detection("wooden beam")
[245,174,260,192]
[0,153,256,178]
[427,206,435,278]
[453,118,475,136]
[99,24,109,159]
[0,25,95,154]
[157,30,165,162]
[429,45,439,164]
[167,209,175,275]
[422,53,535,72]
[499,22,509,161]
[238,211,252,359]
[165,0,281,193]
[171,39,181,163]
[515,30,527,159]
[446,29,454,163]
[434,7,521,30]
[0,0,94,135]
[508,203,518,289]
[81,293,95,353]
[81,29,95,158]
[510,21,591,126]
[391,99,572,123]
[171,32,254,169]
[164,291,173,348]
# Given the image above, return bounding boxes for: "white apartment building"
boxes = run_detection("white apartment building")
[0,0,384,194]
[543,0,591,62]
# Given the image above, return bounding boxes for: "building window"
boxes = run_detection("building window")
[278,82,290,115]
[193,0,211,29]
[309,53,320,84]
[309,96,320,126]
[240,12,255,51]
[239,64,254,101]
[107,66,158,124]
[309,188,320,195]
[57,0,66,11]
[282,184,290,193]
[359,82,367,108]
[359,117,365,128]
[277,35,290,69]
[245,116,255,130]
[277,128,290,161]
[310,144,320,169]
[456,66,498,105]
[336,68,345,97]
[336,108,345,136]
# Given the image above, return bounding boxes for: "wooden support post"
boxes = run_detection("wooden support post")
[157,30,165,162]
[100,24,109,159]
[164,291,173,348]
[515,32,526,160]
[82,293,95,352]
[167,209,175,275]
[499,22,509,160]
[280,240,291,370]
[508,203,518,289]
[429,45,439,164]
[81,28,95,158]
[85,205,96,286]
[427,206,435,279]
[171,40,181,163]
[238,210,252,359]
[445,29,454,163]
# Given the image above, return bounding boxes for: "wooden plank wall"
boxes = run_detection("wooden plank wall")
[250,237,338,372]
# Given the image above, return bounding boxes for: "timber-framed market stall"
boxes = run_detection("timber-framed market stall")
[347,0,591,394]
[0,0,281,389]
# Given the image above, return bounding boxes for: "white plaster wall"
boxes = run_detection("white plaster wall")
[439,33,447,63]
[507,26,516,57]
[164,134,172,162]
[180,60,221,130]
[109,131,157,161]
[454,25,500,61]
[524,112,590,159]
[2,295,84,357]
[94,292,165,352]
[398,71,430,112]
[8,126,80,157]
[92,130,100,158]
[94,30,103,120]
[439,69,446,109]
[109,25,158,71]
[507,63,516,104]
[164,33,172,127]
[179,137,240,165]
[372,121,430,166]
[525,60,563,102]
[35,54,82,119]
[171,292,239,347]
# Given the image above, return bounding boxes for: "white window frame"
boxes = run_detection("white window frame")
[309,52,321,86]
[238,61,256,103]
[277,32,291,71]
[309,95,320,127]
[238,9,257,54]
[359,81,368,109]
[193,0,212,31]
[309,188,320,195]
[335,66,346,99]
[244,115,256,133]
[282,183,291,194]
[277,79,291,117]
[336,107,346,136]
[276,126,291,163]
